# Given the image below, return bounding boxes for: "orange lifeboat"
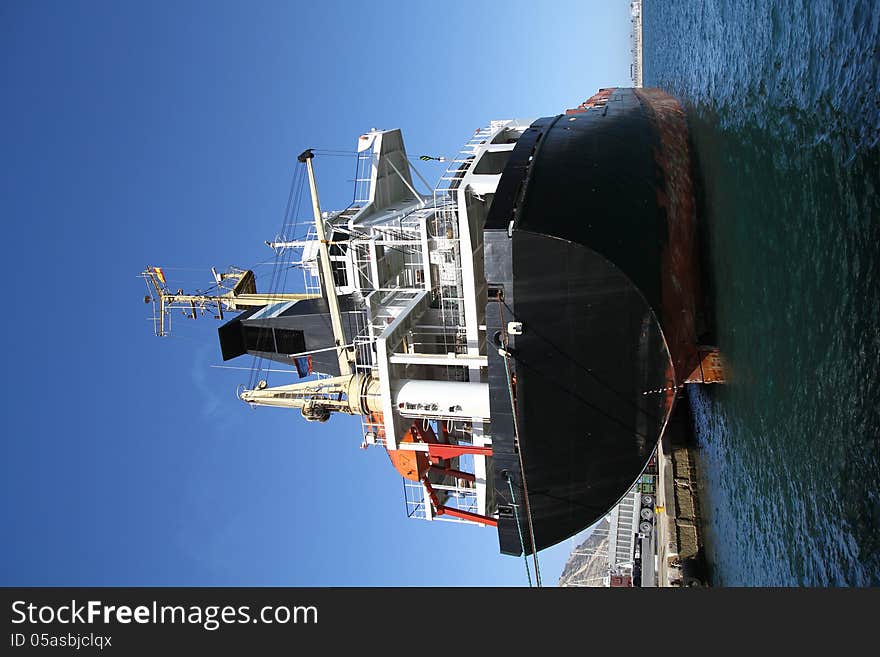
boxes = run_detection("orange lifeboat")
[386,422,430,482]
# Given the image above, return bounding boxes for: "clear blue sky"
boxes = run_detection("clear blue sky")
[2,0,633,586]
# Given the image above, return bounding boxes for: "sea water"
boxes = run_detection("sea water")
[643,0,880,585]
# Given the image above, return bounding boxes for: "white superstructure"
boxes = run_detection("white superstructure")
[206,121,533,525]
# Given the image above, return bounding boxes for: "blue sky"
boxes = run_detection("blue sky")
[2,0,633,586]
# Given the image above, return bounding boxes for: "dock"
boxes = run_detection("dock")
[655,389,710,587]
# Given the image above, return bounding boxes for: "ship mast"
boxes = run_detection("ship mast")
[141,266,319,337]
[300,148,354,376]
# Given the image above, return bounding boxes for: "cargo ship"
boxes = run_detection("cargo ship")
[142,87,719,560]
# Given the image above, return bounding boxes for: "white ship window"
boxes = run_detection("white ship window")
[331,260,349,289]
[329,231,348,256]
[473,150,511,175]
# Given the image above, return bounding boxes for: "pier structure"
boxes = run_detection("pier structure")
[630,1,643,87]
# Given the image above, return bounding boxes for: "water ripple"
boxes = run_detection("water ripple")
[649,0,880,585]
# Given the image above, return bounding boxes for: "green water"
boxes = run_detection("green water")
[645,0,880,585]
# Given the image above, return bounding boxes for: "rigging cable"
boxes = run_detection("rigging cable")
[247,160,307,390]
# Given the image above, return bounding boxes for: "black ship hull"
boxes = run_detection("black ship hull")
[485,88,702,555]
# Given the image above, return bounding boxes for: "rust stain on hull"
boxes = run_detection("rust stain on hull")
[685,348,727,384]
[635,88,703,389]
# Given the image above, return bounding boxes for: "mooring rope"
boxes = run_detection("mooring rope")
[506,472,532,587]
[497,303,542,587]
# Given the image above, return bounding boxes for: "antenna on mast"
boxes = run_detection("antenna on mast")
[140,265,320,337]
